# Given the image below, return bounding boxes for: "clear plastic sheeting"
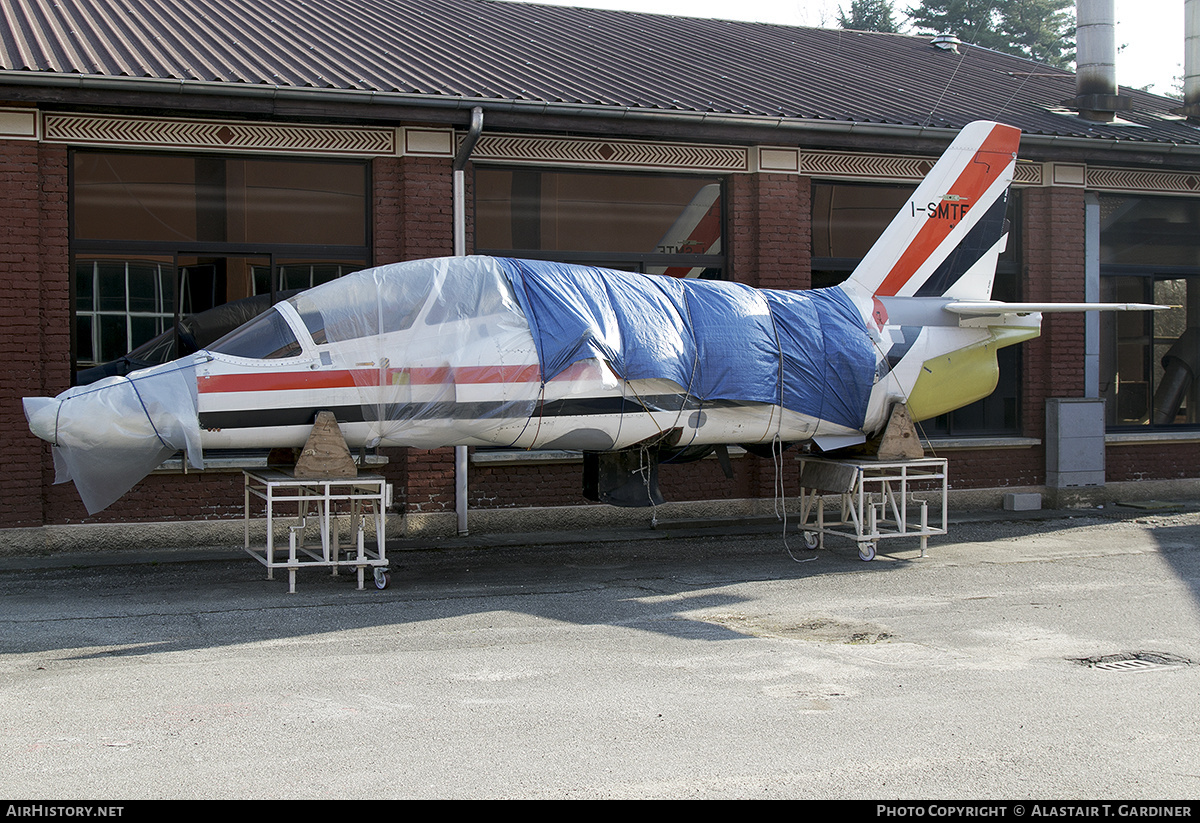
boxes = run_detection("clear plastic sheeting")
[498,258,875,430]
[286,256,544,448]
[23,358,204,514]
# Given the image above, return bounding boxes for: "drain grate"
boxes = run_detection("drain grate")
[1095,658,1166,672]
[1074,651,1195,671]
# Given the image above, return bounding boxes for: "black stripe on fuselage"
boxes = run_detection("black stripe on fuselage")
[197,393,727,432]
[886,326,924,369]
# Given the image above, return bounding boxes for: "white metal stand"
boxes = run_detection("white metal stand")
[243,469,391,593]
[797,457,948,561]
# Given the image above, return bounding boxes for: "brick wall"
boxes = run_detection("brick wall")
[729,172,811,290]
[469,460,579,509]
[727,172,812,499]
[1107,441,1200,483]
[936,447,1043,490]
[372,155,405,264]
[466,448,796,510]
[398,155,455,261]
[0,139,45,527]
[390,154,457,514]
[0,141,70,528]
[45,472,246,524]
[1017,186,1087,483]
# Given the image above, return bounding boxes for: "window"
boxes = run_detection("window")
[474,168,724,278]
[73,153,368,247]
[70,151,370,372]
[811,182,913,288]
[812,182,1023,437]
[1100,194,1200,428]
[75,257,174,366]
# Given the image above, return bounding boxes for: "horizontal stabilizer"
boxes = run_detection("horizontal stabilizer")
[945,301,1168,316]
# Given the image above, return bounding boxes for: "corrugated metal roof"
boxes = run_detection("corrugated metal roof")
[0,0,1196,146]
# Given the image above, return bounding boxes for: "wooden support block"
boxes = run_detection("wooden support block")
[294,411,358,478]
[876,403,925,461]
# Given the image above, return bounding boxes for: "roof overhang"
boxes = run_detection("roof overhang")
[6,71,1200,169]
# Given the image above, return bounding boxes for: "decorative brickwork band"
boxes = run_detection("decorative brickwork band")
[1086,167,1200,196]
[800,151,1044,187]
[800,150,935,181]
[43,113,396,157]
[467,133,750,172]
[39,112,1198,197]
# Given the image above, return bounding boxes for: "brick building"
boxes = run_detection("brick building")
[3,0,1200,544]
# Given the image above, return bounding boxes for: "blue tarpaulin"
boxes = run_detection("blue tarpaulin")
[497,258,875,431]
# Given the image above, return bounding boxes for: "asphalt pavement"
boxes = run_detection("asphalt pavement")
[2,503,1199,799]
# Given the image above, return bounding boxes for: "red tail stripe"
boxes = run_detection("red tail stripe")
[874,124,1019,297]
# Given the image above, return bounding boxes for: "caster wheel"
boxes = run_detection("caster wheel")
[374,568,391,590]
[802,531,819,550]
[858,542,876,562]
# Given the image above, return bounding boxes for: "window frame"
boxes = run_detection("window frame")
[471,165,727,278]
[68,148,372,376]
[1098,192,1200,432]
[1100,265,1200,431]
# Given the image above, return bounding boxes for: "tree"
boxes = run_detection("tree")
[905,0,1005,50]
[905,0,1075,69]
[995,0,1075,68]
[838,0,903,33]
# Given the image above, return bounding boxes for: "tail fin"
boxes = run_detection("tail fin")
[843,121,1020,301]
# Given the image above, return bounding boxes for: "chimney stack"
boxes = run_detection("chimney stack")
[1065,0,1131,121]
[1184,0,1200,111]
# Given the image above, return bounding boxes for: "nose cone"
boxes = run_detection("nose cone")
[25,379,164,452]
[23,396,61,444]
[21,359,206,514]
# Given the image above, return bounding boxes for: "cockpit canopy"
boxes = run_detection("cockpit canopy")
[208,309,304,360]
[207,256,525,360]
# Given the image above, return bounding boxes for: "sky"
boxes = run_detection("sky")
[509,0,1184,96]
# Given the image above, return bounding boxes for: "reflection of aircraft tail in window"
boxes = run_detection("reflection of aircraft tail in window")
[646,183,722,278]
[1152,328,1200,425]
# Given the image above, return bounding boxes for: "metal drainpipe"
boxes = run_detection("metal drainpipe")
[452,107,484,536]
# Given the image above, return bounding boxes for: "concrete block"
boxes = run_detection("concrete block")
[1003,492,1042,511]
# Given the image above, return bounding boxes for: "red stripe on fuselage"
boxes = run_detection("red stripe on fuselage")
[198,364,544,394]
[874,124,1019,297]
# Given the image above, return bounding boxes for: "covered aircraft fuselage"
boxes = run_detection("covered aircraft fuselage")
[26,256,890,510]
